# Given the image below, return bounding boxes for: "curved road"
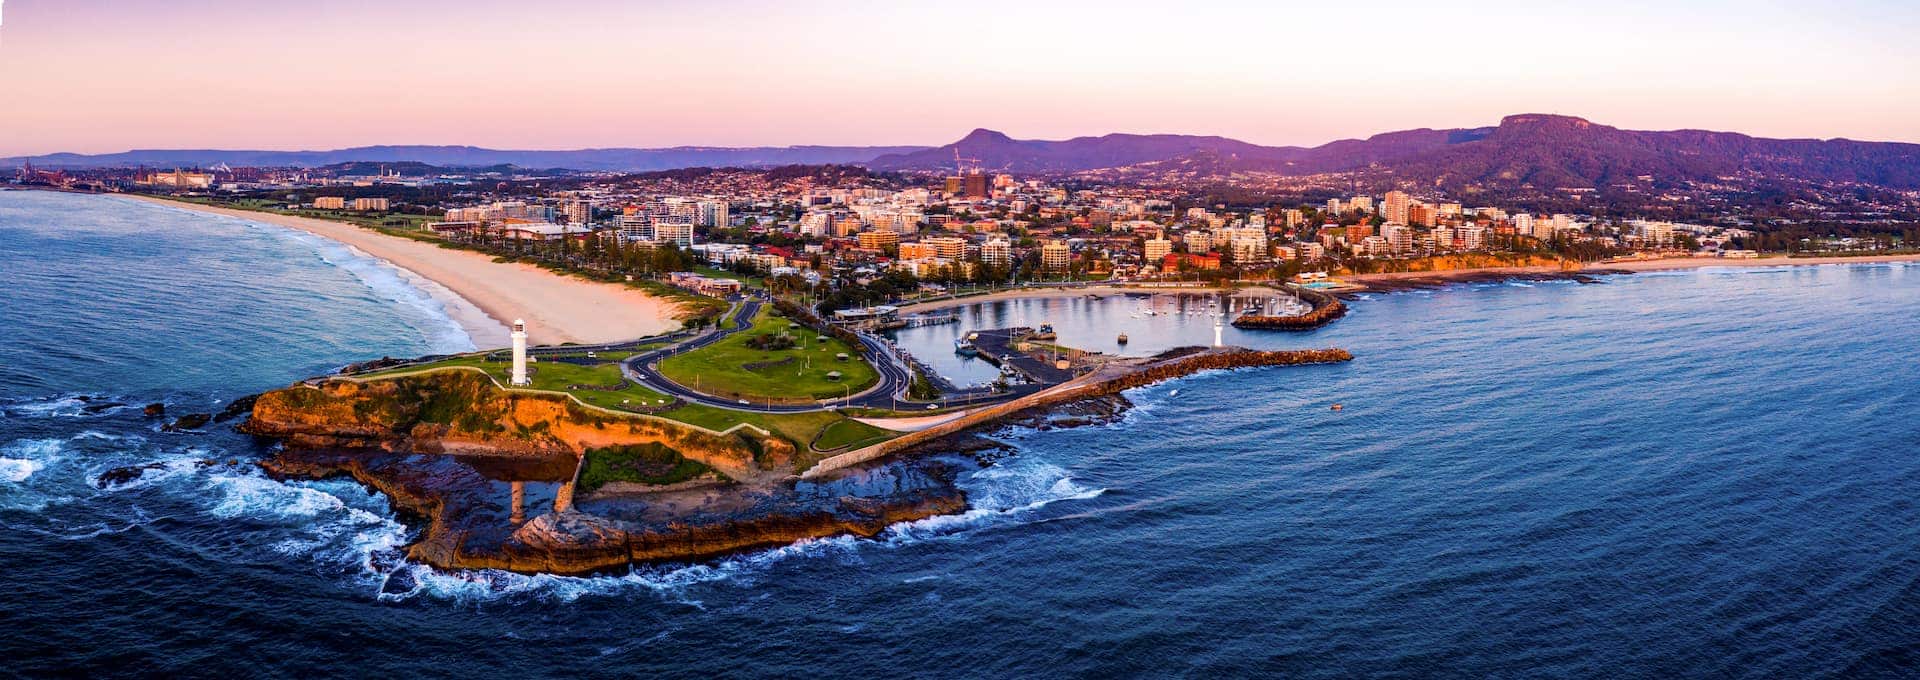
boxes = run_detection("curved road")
[616,297,1032,413]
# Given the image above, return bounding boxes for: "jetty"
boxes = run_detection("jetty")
[1231,285,1348,331]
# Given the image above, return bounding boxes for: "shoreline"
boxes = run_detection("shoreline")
[120,194,682,346]
[892,254,1920,313]
[891,284,1283,315]
[1593,253,1920,272]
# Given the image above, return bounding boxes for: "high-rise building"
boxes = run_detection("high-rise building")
[1410,203,1438,227]
[1186,230,1213,253]
[1143,238,1172,264]
[924,236,967,259]
[1041,240,1072,272]
[1383,190,1412,225]
[617,214,653,242]
[963,172,990,199]
[857,230,900,251]
[564,200,592,225]
[1382,223,1413,253]
[653,222,695,248]
[1458,225,1486,251]
[798,212,831,238]
[696,200,729,228]
[981,239,1012,268]
[1638,221,1674,246]
[899,242,937,259]
[833,215,863,237]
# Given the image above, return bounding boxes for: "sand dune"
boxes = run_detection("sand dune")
[126,196,680,347]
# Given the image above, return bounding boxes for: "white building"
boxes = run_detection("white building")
[654,222,695,248]
[1143,238,1172,264]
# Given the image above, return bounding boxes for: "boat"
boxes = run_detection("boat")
[1117,333,1129,345]
[1330,403,1344,411]
[1031,323,1057,340]
[954,337,978,356]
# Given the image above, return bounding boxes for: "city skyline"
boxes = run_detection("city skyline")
[3,0,1919,157]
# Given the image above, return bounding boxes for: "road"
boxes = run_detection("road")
[613,297,1040,414]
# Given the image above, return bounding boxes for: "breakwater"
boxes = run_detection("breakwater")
[1231,285,1348,330]
[804,345,1353,478]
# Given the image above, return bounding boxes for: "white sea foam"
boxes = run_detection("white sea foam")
[369,453,1106,604]
[3,395,113,419]
[285,230,494,354]
[0,457,43,483]
[207,473,361,521]
[0,438,73,510]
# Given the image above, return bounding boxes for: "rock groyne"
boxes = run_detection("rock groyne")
[804,346,1353,478]
[1230,286,1347,331]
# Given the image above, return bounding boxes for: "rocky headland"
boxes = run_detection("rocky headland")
[235,345,1353,576]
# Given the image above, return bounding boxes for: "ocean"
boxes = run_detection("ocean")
[5,189,1920,677]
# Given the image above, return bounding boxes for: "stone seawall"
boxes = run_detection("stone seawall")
[1231,285,1347,330]
[803,346,1353,478]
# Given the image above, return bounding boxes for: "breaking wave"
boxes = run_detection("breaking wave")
[365,453,1105,605]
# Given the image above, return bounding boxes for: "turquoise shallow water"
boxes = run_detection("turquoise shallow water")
[5,189,1920,676]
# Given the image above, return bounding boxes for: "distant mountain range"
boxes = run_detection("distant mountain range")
[15,115,1920,192]
[871,115,1920,191]
[5,145,930,172]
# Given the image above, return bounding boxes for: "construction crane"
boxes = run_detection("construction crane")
[953,147,981,175]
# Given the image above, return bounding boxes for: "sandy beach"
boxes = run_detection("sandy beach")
[124,195,682,347]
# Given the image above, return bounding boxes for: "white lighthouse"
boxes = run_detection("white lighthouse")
[1213,315,1224,348]
[509,319,530,386]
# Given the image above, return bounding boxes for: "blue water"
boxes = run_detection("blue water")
[7,189,1920,676]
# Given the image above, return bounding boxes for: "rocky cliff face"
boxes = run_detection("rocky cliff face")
[241,371,780,480]
[260,446,967,576]
[242,370,964,576]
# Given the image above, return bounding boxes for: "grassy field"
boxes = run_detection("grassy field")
[354,350,902,467]
[357,354,675,411]
[811,418,896,451]
[658,307,878,401]
[577,443,713,492]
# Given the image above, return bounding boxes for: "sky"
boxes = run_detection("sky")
[2,0,1919,156]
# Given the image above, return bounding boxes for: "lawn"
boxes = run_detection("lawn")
[657,307,878,402]
[577,443,713,492]
[812,418,895,451]
[350,344,904,471]
[356,354,675,411]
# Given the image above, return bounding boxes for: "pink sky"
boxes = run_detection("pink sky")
[3,0,1918,156]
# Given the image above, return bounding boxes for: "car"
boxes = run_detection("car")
[738,399,750,405]
[926,404,938,410]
